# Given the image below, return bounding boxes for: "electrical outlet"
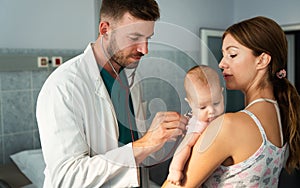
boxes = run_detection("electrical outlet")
[37,57,49,68]
[51,56,63,67]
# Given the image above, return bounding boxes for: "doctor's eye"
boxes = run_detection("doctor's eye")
[128,36,139,41]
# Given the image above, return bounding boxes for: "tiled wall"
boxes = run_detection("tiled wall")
[0,70,51,164]
[0,48,80,165]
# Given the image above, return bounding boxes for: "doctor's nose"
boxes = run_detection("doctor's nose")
[137,41,148,55]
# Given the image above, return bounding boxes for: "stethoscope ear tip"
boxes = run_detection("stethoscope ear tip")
[184,110,192,119]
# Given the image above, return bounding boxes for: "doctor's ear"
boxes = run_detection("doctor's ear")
[99,21,110,36]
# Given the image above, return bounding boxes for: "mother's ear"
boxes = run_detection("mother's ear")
[256,52,271,70]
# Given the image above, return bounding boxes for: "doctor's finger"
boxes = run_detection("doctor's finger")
[161,112,188,126]
[155,111,183,122]
[166,127,185,139]
[163,121,186,131]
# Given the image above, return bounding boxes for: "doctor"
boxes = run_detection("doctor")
[36,0,187,187]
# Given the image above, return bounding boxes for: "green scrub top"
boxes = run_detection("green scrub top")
[100,66,139,145]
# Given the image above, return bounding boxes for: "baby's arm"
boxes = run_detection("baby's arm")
[167,132,201,185]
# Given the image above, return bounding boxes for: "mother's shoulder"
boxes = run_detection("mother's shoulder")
[207,111,252,136]
[220,111,250,124]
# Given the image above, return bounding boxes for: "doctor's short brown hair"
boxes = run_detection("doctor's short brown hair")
[100,0,160,22]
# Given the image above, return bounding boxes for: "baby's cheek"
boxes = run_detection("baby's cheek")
[217,105,225,114]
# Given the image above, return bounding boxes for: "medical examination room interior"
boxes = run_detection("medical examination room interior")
[1,0,300,187]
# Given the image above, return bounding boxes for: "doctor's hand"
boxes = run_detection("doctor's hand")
[133,111,188,164]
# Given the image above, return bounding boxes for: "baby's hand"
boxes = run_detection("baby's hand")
[167,169,184,186]
[186,116,209,134]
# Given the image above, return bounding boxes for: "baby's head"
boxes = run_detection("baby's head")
[184,65,224,123]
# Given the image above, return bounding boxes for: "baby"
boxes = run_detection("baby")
[167,65,224,185]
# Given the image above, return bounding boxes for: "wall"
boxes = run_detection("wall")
[233,0,300,25]
[2,0,300,50]
[0,0,234,50]
[157,0,234,34]
[0,0,96,50]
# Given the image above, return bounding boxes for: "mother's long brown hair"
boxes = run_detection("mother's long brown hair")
[223,16,300,173]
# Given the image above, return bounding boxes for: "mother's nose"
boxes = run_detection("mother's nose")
[219,57,228,69]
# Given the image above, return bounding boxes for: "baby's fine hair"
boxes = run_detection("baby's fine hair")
[185,65,221,87]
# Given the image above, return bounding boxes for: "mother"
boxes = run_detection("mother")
[163,16,300,187]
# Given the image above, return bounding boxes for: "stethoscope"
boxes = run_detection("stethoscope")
[100,34,137,143]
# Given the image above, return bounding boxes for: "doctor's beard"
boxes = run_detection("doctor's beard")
[107,33,143,70]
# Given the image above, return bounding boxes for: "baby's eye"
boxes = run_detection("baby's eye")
[214,102,221,106]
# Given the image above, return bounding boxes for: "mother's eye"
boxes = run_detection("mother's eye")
[230,54,237,58]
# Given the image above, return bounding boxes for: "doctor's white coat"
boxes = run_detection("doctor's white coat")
[36,44,149,187]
